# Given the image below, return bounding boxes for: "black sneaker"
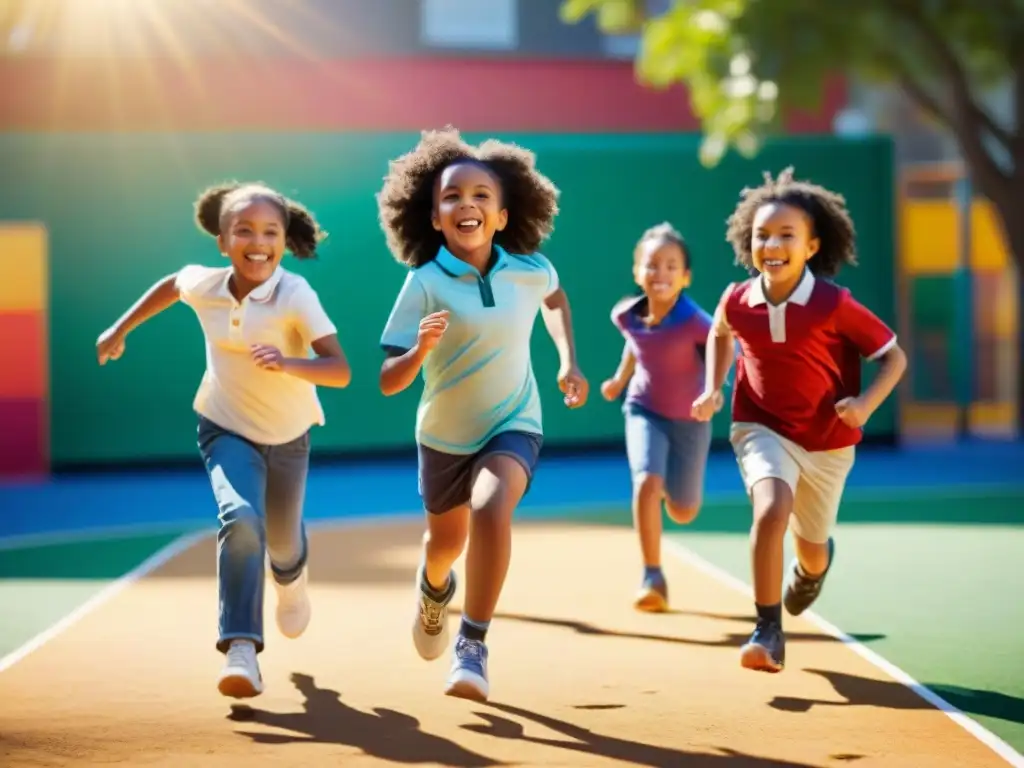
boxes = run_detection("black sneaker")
[784,537,835,616]
[740,619,785,672]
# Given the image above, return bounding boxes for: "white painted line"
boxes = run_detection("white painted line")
[664,539,1024,768]
[0,520,209,551]
[0,530,209,674]
[0,514,421,675]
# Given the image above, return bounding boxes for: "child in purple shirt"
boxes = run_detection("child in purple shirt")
[601,222,722,612]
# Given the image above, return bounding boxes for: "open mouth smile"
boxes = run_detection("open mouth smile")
[456,218,482,234]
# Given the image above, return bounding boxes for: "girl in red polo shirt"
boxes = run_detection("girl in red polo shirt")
[692,168,907,673]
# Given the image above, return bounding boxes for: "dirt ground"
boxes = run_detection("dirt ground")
[0,520,1009,767]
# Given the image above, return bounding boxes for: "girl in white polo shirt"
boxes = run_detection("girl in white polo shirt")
[96,182,351,699]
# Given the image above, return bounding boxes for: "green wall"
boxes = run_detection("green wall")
[0,132,896,466]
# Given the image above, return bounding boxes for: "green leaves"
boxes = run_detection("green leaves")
[562,0,1019,167]
[559,0,644,33]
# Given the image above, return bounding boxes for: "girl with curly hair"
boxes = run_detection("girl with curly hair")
[692,168,906,674]
[95,182,352,699]
[377,127,589,702]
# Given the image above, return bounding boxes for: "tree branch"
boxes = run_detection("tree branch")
[895,71,949,126]
[1015,53,1024,154]
[885,0,1012,194]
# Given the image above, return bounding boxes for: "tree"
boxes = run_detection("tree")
[562,0,1024,433]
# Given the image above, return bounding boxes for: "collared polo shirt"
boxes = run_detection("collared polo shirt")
[379,245,559,455]
[175,264,337,446]
[612,292,712,421]
[719,269,896,451]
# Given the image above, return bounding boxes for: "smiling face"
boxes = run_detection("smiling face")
[750,201,819,291]
[217,197,287,291]
[432,161,508,263]
[634,238,691,303]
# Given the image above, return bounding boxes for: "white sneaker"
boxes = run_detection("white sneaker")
[413,568,455,661]
[274,567,311,639]
[218,640,263,698]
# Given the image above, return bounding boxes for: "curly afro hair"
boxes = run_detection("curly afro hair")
[634,221,691,270]
[194,181,327,259]
[376,126,560,267]
[725,167,857,277]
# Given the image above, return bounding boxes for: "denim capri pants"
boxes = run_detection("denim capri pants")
[624,402,712,508]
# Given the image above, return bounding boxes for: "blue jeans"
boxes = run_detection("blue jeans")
[197,416,310,654]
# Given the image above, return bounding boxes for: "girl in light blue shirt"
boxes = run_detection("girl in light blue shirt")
[377,127,589,703]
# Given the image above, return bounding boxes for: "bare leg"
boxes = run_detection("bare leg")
[739,477,792,673]
[460,455,528,627]
[444,454,529,702]
[423,504,470,592]
[792,533,830,577]
[632,473,664,568]
[750,478,793,606]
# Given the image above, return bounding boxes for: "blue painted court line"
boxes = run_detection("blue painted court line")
[1,440,1021,541]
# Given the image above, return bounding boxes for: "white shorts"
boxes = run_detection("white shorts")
[730,422,855,543]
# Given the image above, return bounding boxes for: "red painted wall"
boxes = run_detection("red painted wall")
[0,57,845,133]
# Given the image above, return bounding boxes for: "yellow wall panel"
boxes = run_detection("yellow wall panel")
[970,202,1010,271]
[0,224,48,312]
[901,202,958,273]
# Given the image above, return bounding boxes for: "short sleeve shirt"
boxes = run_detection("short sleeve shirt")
[611,293,712,421]
[176,264,337,445]
[379,245,559,455]
[718,269,896,451]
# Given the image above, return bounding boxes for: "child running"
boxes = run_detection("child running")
[600,222,720,613]
[376,127,589,702]
[95,182,351,698]
[692,168,907,673]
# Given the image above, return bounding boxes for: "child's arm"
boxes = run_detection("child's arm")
[834,291,908,427]
[378,272,442,397]
[541,286,588,408]
[254,335,352,388]
[380,311,448,395]
[836,344,907,426]
[601,342,635,401]
[96,272,182,364]
[692,286,737,421]
[380,340,433,397]
[252,283,352,388]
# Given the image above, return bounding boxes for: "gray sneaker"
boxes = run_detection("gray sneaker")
[784,537,835,616]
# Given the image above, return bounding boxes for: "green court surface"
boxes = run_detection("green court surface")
[1,489,1022,758]
[0,532,185,661]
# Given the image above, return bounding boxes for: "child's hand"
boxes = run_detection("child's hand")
[835,396,870,428]
[251,344,285,371]
[600,377,625,402]
[416,310,449,353]
[691,390,721,422]
[96,326,126,365]
[559,364,589,409]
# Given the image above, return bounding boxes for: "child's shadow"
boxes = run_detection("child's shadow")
[771,669,1024,726]
[228,673,498,767]
[463,702,821,766]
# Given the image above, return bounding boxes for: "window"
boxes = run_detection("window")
[420,0,518,50]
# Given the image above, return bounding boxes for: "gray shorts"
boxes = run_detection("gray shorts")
[418,430,543,514]
[624,402,712,508]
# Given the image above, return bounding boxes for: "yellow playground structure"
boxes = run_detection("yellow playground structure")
[897,162,1019,440]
